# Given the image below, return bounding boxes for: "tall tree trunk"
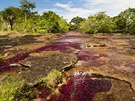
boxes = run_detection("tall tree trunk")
[9,20,13,30]
[24,12,27,31]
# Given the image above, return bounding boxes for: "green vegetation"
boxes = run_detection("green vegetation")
[80,12,116,34]
[14,69,63,100]
[0,0,69,33]
[114,8,135,34]
[0,70,62,100]
[14,84,37,101]
[79,10,135,34]
[20,0,36,23]
[39,69,63,90]
[1,7,18,30]
[70,16,85,31]
[0,0,135,34]
[0,73,25,101]
[36,11,69,33]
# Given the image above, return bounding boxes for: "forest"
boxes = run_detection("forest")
[0,0,135,34]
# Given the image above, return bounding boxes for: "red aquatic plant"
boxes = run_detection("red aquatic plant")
[57,74,111,101]
[33,42,81,52]
[44,73,112,101]
[0,42,81,72]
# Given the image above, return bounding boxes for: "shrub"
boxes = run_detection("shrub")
[40,69,63,90]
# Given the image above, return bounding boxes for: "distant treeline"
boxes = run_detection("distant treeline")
[0,0,135,34]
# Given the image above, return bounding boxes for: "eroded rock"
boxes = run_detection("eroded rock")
[19,51,78,83]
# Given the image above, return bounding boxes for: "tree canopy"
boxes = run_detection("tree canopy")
[20,0,36,13]
[80,12,116,34]
[114,8,135,34]
[70,16,85,30]
[1,7,22,30]
[0,0,135,34]
[36,11,69,33]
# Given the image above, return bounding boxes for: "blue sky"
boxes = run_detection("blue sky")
[0,0,135,21]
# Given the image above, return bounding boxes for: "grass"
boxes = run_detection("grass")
[14,69,63,100]
[0,72,25,101]
[39,69,63,90]
[0,30,61,36]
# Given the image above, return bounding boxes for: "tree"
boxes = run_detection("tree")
[80,12,116,34]
[1,7,22,30]
[94,12,116,33]
[36,11,69,33]
[80,17,99,34]
[70,16,85,30]
[20,0,36,29]
[114,8,135,34]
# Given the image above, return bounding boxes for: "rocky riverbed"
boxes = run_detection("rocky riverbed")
[0,32,135,101]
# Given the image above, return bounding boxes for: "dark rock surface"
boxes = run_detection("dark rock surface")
[19,51,77,83]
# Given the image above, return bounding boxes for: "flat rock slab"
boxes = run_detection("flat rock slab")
[94,77,135,101]
[19,51,77,83]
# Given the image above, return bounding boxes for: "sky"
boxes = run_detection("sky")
[0,0,135,21]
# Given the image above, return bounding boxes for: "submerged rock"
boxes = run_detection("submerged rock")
[57,73,112,101]
[36,72,112,101]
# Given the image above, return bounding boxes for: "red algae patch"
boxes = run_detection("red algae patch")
[0,33,85,73]
[32,42,81,52]
[37,86,52,101]
[43,73,112,101]
[57,74,111,101]
[0,42,81,72]
[0,52,30,72]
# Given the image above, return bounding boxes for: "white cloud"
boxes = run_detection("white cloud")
[84,0,134,6]
[54,2,72,9]
[38,0,135,22]
[54,2,96,22]
[84,0,135,16]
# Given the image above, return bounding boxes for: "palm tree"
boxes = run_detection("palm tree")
[2,7,16,30]
[20,0,36,30]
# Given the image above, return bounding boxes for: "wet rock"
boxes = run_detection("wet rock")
[88,43,106,48]
[94,79,135,101]
[19,51,78,83]
[82,43,106,49]
[64,70,135,101]
[48,73,112,101]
